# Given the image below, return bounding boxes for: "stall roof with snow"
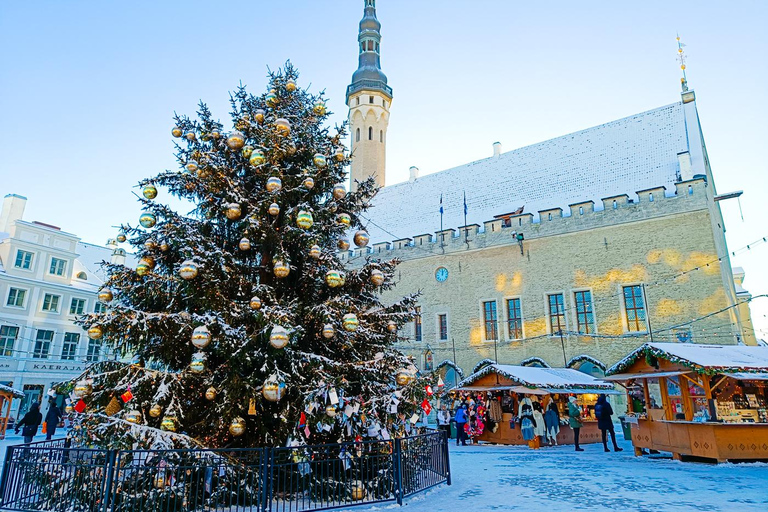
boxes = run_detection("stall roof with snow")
[0,384,23,398]
[456,364,617,395]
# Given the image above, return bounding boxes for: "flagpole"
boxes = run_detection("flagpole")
[463,191,468,245]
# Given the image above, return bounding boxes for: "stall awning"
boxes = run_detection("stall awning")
[722,372,768,381]
[602,370,689,382]
[543,387,623,395]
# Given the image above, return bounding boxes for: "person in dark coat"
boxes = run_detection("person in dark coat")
[596,394,622,452]
[15,402,42,444]
[567,396,584,452]
[45,399,63,440]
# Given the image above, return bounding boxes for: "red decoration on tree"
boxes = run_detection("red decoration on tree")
[437,376,445,388]
[74,400,87,413]
[298,412,307,429]
[121,388,134,403]
[421,399,432,415]
[425,385,433,397]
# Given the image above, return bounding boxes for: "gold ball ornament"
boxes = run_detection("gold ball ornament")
[354,230,370,247]
[142,185,158,200]
[266,176,282,193]
[65,404,74,414]
[135,261,151,276]
[139,213,156,228]
[351,482,366,501]
[87,325,103,340]
[262,379,286,402]
[226,130,246,149]
[98,288,114,303]
[229,417,246,437]
[144,239,157,251]
[268,203,280,216]
[303,176,315,189]
[190,352,206,373]
[265,91,278,107]
[160,415,177,432]
[116,232,127,243]
[313,154,327,168]
[160,243,170,252]
[185,160,199,173]
[254,109,265,124]
[242,145,254,159]
[337,238,350,251]
[73,380,92,398]
[342,313,359,332]
[296,210,314,229]
[269,325,290,349]
[309,245,321,259]
[249,149,265,166]
[226,203,242,220]
[205,387,217,401]
[334,147,345,161]
[149,404,162,418]
[191,326,211,349]
[332,185,346,200]
[141,256,156,269]
[336,213,351,227]
[273,259,290,278]
[325,405,337,417]
[387,321,397,333]
[322,323,335,339]
[185,129,196,141]
[370,269,384,286]
[286,79,297,92]
[238,238,251,251]
[172,126,183,138]
[396,372,414,386]
[249,296,262,310]
[179,260,199,280]
[209,127,221,139]
[325,270,345,288]
[125,410,142,424]
[313,100,326,115]
[274,118,291,135]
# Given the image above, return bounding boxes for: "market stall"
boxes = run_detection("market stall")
[453,364,618,446]
[0,384,23,440]
[605,342,768,462]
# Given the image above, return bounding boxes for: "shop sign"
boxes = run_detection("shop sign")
[31,363,85,372]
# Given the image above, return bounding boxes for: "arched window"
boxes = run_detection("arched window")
[579,206,584,215]
[612,200,617,209]
[369,96,374,104]
[356,128,360,142]
[688,185,693,195]
[379,130,383,142]
[368,127,373,140]
[649,193,654,202]
[76,271,87,280]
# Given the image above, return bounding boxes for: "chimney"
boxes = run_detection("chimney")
[0,194,27,233]
[677,151,693,181]
[409,166,419,182]
[111,248,127,266]
[493,142,502,157]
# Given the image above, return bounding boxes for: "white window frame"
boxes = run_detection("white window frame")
[14,249,34,271]
[5,286,29,309]
[86,338,102,362]
[620,283,649,334]
[69,297,87,316]
[479,298,499,342]
[545,291,568,336]
[41,293,62,314]
[32,329,54,359]
[61,332,80,360]
[94,302,107,314]
[572,288,598,335]
[503,295,525,341]
[0,325,20,357]
[48,256,67,277]
[435,312,450,342]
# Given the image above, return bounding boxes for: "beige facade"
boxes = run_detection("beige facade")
[347,90,390,190]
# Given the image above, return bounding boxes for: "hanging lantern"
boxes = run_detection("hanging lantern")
[185,129,196,141]
[354,230,370,247]
[229,417,246,436]
[205,387,217,401]
[268,203,280,216]
[286,79,297,92]
[190,352,207,373]
[370,269,384,286]
[227,130,246,149]
[337,238,350,251]
[336,213,351,226]
[254,109,265,124]
[303,176,315,190]
[179,260,199,280]
[185,160,199,173]
[296,210,314,229]
[160,415,177,432]
[171,126,183,138]
[249,296,262,310]
[139,213,157,228]
[98,288,114,303]
[332,185,346,200]
[249,149,265,166]
[142,185,158,200]
[266,90,278,107]
[87,325,103,340]
[325,405,337,417]
[125,410,142,424]
[209,127,221,139]
[262,379,286,402]
[343,313,359,332]
[269,326,290,349]
[274,118,291,135]
[73,380,92,398]
[266,176,282,193]
[309,245,321,259]
[273,259,290,278]
[325,270,345,288]
[116,232,127,243]
[191,326,211,348]
[334,147,345,161]
[149,404,163,418]
[322,323,335,339]
[313,100,326,115]
[387,321,397,333]
[313,154,327,168]
[239,238,251,251]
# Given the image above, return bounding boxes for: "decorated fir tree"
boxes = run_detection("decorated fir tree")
[68,63,434,450]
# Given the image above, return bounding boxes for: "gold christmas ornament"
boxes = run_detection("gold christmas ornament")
[226,203,242,220]
[185,160,199,173]
[336,213,351,226]
[210,127,221,139]
[273,259,290,278]
[238,238,251,251]
[65,404,74,414]
[205,387,217,401]
[160,415,177,432]
[98,288,114,303]
[249,149,265,166]
[325,405,337,417]
[185,129,196,141]
[332,185,346,200]
[249,296,262,310]
[396,372,413,386]
[87,325,103,340]
[354,231,370,247]
[325,270,345,288]
[172,126,183,138]
[73,380,92,398]
[337,238,350,251]
[125,410,142,424]
[149,404,163,417]
[387,321,397,333]
[296,210,314,229]
[343,313,359,332]
[286,79,297,92]
[190,352,206,373]
[266,91,278,107]
[266,176,282,193]
[136,261,151,276]
[303,176,315,189]
[351,482,366,501]
[144,239,157,251]
[313,100,326,115]
[116,232,127,243]
[274,118,291,135]
[179,260,199,280]
[309,245,321,259]
[229,417,246,436]
[262,379,286,402]
[254,109,265,124]
[160,243,170,252]
[370,269,384,286]
[334,147,345,161]
[269,325,290,349]
[142,185,158,200]
[322,323,335,339]
[313,154,327,168]
[226,130,246,149]
[191,325,211,349]
[141,256,156,269]
[242,145,254,159]
[268,203,280,216]
[139,213,157,228]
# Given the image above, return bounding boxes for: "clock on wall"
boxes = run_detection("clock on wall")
[435,267,449,282]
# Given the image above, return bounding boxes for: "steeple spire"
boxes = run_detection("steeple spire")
[347,0,392,102]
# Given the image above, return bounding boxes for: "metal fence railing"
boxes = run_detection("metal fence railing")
[0,430,450,512]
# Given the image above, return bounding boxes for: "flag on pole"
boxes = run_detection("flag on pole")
[439,194,444,215]
[463,191,468,216]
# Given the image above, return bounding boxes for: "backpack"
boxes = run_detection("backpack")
[594,403,603,419]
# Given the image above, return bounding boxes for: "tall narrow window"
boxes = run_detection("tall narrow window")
[369,95,374,104]
[70,298,86,315]
[62,333,79,360]
[413,307,422,342]
[49,257,66,276]
[33,330,54,359]
[87,338,102,362]
[623,285,647,332]
[612,200,617,209]
[574,291,595,334]
[356,128,360,142]
[356,97,360,106]
[506,298,523,339]
[15,250,33,270]
[438,314,448,341]
[483,301,498,340]
[6,288,26,308]
[0,326,19,357]
[380,130,383,142]
[94,302,106,314]
[548,294,566,335]
[42,294,60,313]
[368,126,373,140]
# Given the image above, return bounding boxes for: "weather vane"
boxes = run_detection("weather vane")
[676,34,688,92]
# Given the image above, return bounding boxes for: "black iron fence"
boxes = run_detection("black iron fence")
[0,430,450,512]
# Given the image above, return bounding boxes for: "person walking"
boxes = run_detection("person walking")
[15,402,42,444]
[454,403,468,446]
[437,404,451,439]
[44,399,63,440]
[596,394,623,452]
[568,396,584,452]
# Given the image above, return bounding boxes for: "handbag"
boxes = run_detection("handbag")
[42,422,47,434]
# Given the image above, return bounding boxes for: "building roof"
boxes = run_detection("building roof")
[607,342,768,375]
[459,363,614,391]
[364,101,695,243]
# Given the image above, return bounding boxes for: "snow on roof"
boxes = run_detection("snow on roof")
[364,102,689,243]
[607,342,768,375]
[0,383,24,398]
[460,363,614,390]
[74,242,114,284]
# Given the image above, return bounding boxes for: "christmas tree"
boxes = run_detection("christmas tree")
[67,63,434,450]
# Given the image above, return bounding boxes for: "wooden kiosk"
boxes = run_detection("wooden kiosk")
[0,384,23,440]
[605,342,768,462]
[455,364,618,446]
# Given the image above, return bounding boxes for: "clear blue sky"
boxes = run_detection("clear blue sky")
[1,1,766,339]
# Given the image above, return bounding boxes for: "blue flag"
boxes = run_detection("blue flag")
[439,194,444,215]
[463,192,468,215]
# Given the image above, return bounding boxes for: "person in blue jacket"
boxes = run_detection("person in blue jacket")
[454,402,468,446]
